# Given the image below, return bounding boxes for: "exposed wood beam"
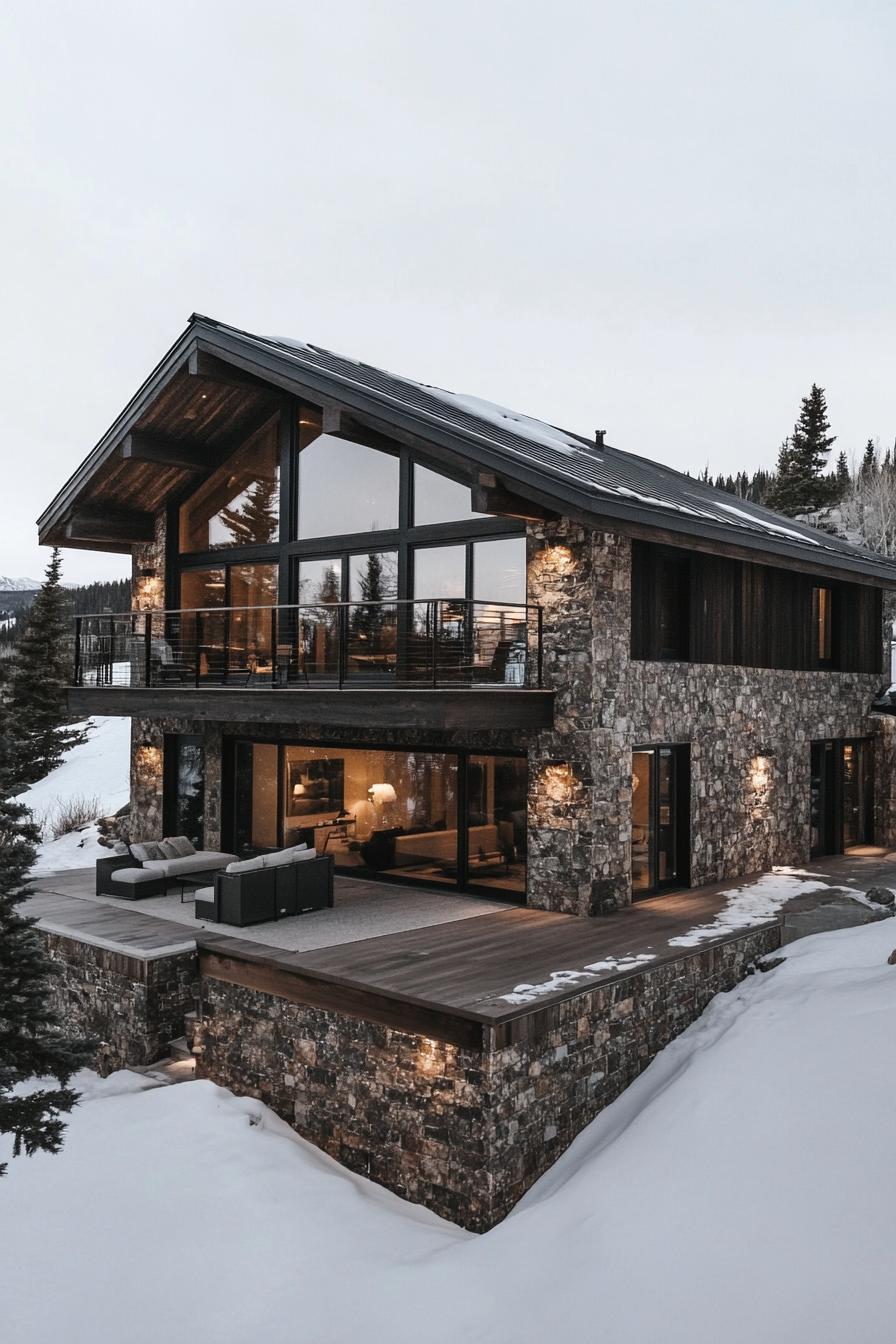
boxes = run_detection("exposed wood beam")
[187,349,270,390]
[120,432,209,472]
[65,507,156,545]
[472,480,559,523]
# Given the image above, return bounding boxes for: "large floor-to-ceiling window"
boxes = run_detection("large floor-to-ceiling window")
[170,401,528,685]
[631,745,690,897]
[223,738,527,899]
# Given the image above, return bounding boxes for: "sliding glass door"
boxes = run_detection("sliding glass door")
[225,738,527,899]
[631,745,690,898]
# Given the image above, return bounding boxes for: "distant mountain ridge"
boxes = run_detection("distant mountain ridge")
[0,576,43,591]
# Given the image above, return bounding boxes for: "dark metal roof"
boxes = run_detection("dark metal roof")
[37,313,896,585]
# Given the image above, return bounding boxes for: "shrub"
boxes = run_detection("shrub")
[50,794,101,840]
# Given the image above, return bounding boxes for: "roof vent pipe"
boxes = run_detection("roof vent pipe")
[595,429,606,448]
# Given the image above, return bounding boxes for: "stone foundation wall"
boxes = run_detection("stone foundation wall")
[40,931,197,1075]
[196,923,779,1231]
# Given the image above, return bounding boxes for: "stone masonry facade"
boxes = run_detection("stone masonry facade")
[526,518,896,914]
[128,506,895,914]
[195,923,780,1231]
[40,931,197,1075]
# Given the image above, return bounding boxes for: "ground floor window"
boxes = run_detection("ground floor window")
[223,739,527,899]
[163,733,206,847]
[810,737,874,856]
[631,744,690,898]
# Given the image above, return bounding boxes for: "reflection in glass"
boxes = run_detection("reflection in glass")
[413,462,488,526]
[296,558,341,678]
[347,552,398,678]
[413,545,466,600]
[472,536,527,605]
[178,568,226,680]
[297,408,399,539]
[179,418,280,552]
[631,751,653,892]
[228,564,278,674]
[466,755,527,893]
[170,736,205,848]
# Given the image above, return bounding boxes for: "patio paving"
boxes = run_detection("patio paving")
[28,867,509,952]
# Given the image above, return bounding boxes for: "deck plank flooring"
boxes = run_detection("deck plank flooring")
[27,872,778,1019]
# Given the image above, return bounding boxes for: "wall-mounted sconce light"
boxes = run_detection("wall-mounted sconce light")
[543,761,574,803]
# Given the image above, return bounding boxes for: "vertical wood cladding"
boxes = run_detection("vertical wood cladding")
[632,540,882,674]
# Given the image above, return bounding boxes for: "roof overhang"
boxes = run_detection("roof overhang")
[37,315,896,588]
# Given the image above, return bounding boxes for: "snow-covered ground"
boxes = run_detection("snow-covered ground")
[12,716,130,870]
[3,917,896,1344]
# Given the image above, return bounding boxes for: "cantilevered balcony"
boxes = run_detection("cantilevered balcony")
[68,599,553,730]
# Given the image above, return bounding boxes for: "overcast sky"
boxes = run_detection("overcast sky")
[1,0,894,584]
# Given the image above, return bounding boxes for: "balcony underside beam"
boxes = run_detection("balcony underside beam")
[66,686,554,731]
[65,507,157,545]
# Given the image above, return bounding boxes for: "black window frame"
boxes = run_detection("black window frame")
[168,401,524,614]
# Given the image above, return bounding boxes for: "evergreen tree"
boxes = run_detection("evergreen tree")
[7,549,87,789]
[0,696,94,1175]
[219,476,279,547]
[835,450,850,495]
[860,439,878,478]
[767,384,837,516]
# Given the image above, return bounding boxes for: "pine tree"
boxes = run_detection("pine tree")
[7,549,87,790]
[219,476,280,547]
[860,439,878,478]
[767,384,837,516]
[835,450,850,495]
[0,696,94,1175]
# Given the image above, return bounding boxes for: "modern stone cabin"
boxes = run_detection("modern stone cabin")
[34,313,896,1228]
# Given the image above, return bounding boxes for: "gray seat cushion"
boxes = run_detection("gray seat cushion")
[111,867,162,885]
[130,841,166,862]
[225,854,267,875]
[142,851,238,878]
[262,844,309,869]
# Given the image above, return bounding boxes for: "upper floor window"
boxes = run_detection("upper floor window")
[412,462,488,526]
[179,417,280,553]
[812,585,833,666]
[297,408,399,539]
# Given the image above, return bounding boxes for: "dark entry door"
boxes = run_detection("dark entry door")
[842,740,874,850]
[810,738,874,856]
[631,744,690,898]
[810,740,838,857]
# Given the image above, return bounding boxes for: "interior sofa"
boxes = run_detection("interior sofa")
[194,845,334,926]
[95,835,238,898]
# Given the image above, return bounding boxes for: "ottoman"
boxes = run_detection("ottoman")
[106,868,169,900]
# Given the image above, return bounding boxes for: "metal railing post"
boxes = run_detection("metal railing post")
[338,603,348,689]
[270,606,278,687]
[537,606,544,688]
[431,600,439,687]
[144,612,153,688]
[195,610,203,687]
[73,616,82,686]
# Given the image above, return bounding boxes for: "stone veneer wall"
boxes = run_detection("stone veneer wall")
[127,508,895,911]
[196,922,779,1231]
[526,519,895,914]
[40,931,197,1075]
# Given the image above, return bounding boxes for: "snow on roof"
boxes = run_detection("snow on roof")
[185,319,896,576]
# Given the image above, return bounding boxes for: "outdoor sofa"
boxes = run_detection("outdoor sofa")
[96,836,239,899]
[193,845,334,926]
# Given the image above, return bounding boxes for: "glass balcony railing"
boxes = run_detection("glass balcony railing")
[72,598,544,690]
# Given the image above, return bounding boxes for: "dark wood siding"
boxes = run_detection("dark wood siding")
[691,554,739,665]
[632,541,884,674]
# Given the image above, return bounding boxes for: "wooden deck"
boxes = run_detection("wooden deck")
[27,875,785,1046]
